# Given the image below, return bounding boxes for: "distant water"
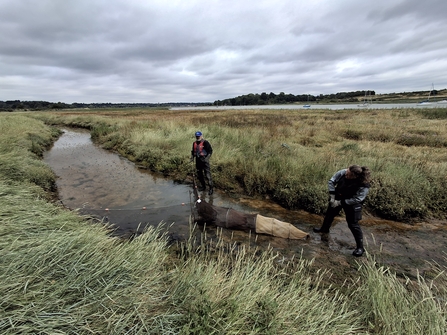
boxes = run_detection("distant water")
[171,102,447,111]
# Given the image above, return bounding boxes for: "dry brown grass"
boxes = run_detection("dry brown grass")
[32,107,447,221]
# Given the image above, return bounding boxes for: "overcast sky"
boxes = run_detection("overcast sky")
[1,0,446,103]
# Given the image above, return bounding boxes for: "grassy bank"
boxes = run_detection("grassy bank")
[33,107,447,222]
[1,113,446,333]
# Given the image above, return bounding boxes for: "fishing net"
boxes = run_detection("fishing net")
[78,204,191,239]
[76,174,309,241]
[193,197,308,240]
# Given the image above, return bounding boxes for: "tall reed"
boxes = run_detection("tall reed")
[1,112,446,334]
[167,229,364,334]
[32,107,447,221]
[354,258,447,334]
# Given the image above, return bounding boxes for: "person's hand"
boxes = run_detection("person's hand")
[190,156,194,162]
[329,194,335,203]
[205,155,211,162]
[331,200,341,208]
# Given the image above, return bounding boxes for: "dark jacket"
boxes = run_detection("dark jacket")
[328,169,370,206]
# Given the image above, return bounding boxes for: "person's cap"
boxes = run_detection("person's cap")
[195,131,202,137]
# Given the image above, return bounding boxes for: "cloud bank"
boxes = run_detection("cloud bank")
[1,0,446,103]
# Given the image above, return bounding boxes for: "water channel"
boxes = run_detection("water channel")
[43,128,447,279]
[170,102,447,111]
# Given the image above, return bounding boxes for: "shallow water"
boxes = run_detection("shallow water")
[44,129,447,278]
[44,129,246,238]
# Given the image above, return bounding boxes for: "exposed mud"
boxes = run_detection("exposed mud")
[43,129,447,279]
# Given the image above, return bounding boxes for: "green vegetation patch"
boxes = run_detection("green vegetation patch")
[417,108,447,119]
[0,112,446,334]
[30,108,447,221]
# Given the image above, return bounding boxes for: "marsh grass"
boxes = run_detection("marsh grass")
[0,180,171,334]
[32,107,447,221]
[1,112,447,333]
[1,182,445,334]
[354,259,447,334]
[0,114,59,192]
[170,229,364,334]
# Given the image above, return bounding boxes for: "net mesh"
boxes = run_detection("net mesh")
[76,175,309,241]
[193,198,308,240]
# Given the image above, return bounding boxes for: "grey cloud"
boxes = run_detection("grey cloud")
[372,0,447,23]
[1,0,446,103]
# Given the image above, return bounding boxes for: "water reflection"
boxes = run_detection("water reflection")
[43,129,191,210]
[43,129,297,239]
[43,128,447,278]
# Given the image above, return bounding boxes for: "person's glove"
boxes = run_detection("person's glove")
[190,156,194,162]
[331,200,341,208]
[205,155,211,162]
[329,194,335,203]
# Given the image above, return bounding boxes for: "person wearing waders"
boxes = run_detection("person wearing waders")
[313,165,371,257]
[190,131,214,195]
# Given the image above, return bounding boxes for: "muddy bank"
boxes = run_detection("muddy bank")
[43,129,447,279]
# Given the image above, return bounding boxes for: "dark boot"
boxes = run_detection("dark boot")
[314,205,340,234]
[352,239,364,257]
[348,220,365,257]
[198,184,206,192]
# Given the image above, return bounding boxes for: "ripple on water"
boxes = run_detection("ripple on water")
[44,128,447,278]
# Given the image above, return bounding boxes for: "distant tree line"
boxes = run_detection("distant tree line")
[0,100,63,111]
[0,100,213,112]
[213,90,376,106]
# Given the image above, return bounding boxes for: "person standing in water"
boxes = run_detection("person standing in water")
[191,131,214,195]
[313,165,371,257]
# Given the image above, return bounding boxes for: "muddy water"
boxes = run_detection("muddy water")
[44,129,447,278]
